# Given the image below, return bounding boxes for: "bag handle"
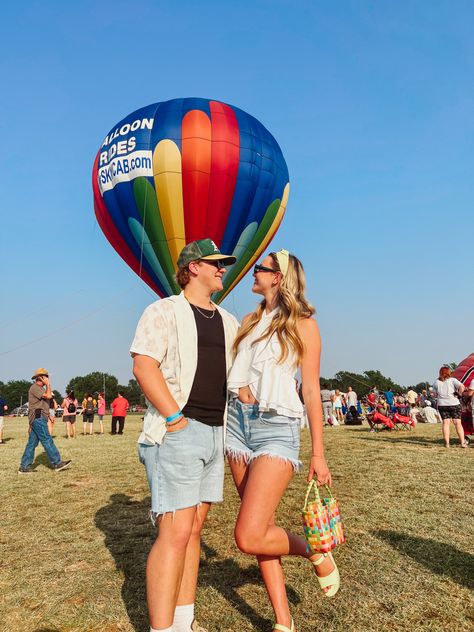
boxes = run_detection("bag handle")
[303,479,334,511]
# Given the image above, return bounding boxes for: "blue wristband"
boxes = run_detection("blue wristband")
[165,411,183,423]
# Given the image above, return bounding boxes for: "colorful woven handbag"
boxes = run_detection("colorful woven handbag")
[301,480,345,553]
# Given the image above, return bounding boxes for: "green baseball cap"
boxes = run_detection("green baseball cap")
[177,238,236,268]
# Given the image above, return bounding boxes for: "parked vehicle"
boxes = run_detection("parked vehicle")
[11,405,28,417]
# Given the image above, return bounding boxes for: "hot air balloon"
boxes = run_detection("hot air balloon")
[452,353,474,438]
[452,353,474,387]
[92,98,289,303]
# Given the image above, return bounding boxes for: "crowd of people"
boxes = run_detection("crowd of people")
[312,375,473,447]
[1,236,472,632]
[0,376,131,473]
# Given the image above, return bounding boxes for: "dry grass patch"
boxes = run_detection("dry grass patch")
[1,415,473,631]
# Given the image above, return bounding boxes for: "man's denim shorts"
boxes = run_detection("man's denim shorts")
[138,417,224,521]
[225,399,301,470]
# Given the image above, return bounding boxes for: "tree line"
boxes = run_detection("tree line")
[1,364,455,410]
[318,368,436,398]
[0,372,145,410]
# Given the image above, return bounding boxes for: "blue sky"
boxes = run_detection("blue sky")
[1,1,472,395]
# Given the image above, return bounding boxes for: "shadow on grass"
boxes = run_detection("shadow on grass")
[95,494,300,632]
[95,493,152,632]
[32,451,54,470]
[373,530,474,590]
[200,541,300,631]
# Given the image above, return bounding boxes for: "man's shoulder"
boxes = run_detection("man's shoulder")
[29,383,42,396]
[144,296,179,313]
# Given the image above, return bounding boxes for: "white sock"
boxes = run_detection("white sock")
[150,627,173,632]
[172,603,195,632]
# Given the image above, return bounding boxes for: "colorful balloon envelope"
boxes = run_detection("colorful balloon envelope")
[452,353,474,387]
[92,98,289,303]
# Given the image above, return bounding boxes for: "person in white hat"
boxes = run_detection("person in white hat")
[18,369,71,473]
[421,400,442,424]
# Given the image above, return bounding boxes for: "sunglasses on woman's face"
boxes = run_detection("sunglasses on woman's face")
[200,259,227,270]
[253,263,276,274]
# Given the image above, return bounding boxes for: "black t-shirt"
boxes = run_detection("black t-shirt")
[182,304,226,427]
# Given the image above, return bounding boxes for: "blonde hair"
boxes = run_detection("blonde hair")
[233,252,315,365]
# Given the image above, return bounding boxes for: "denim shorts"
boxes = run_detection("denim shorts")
[138,417,224,520]
[225,399,301,470]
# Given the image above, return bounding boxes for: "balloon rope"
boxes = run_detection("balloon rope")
[0,287,141,356]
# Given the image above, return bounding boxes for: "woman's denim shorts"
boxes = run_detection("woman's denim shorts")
[225,399,301,471]
[138,417,224,522]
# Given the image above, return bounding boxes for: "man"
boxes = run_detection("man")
[406,388,418,406]
[421,400,442,424]
[130,238,239,632]
[18,369,71,473]
[419,389,429,408]
[0,394,7,444]
[110,391,129,435]
[320,383,333,426]
[345,386,360,424]
[367,390,377,411]
[346,386,358,408]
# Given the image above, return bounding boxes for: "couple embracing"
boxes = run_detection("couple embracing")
[130,239,339,632]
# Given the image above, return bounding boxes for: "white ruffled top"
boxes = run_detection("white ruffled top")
[228,308,304,418]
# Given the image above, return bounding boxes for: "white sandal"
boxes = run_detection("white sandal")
[311,552,340,597]
[274,618,295,632]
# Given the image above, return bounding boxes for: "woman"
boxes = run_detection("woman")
[333,389,344,424]
[61,390,78,439]
[97,392,106,435]
[82,393,97,436]
[226,250,339,632]
[48,398,57,436]
[432,366,467,448]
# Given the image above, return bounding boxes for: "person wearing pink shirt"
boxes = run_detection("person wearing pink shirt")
[110,391,129,435]
[97,392,106,436]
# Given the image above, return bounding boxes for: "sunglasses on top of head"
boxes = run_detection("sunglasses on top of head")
[253,263,277,274]
[199,259,227,270]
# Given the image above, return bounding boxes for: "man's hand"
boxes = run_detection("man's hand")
[165,416,189,433]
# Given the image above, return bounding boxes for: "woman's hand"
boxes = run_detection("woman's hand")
[308,455,332,486]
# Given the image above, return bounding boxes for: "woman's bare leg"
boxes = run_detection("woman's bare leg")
[453,419,466,445]
[442,419,451,445]
[229,456,334,631]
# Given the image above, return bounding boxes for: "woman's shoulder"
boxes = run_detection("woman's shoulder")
[241,312,254,325]
[296,315,319,335]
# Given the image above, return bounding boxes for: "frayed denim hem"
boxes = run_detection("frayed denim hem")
[149,501,204,527]
[225,446,252,464]
[226,447,301,472]
[250,451,302,472]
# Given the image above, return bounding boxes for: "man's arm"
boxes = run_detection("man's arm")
[133,355,186,430]
[40,376,52,400]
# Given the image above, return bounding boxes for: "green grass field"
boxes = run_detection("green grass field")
[1,415,473,632]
